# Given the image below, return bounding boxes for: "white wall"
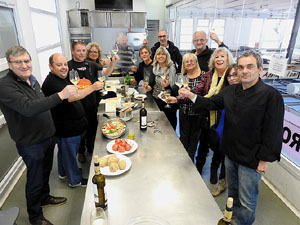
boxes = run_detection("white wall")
[145,0,166,30]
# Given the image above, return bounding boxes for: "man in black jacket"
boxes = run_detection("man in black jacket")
[176,50,284,225]
[150,30,182,73]
[0,46,77,225]
[191,31,228,73]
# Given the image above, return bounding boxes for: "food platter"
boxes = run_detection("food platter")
[106,139,138,155]
[101,119,126,139]
[100,154,131,176]
[134,94,147,100]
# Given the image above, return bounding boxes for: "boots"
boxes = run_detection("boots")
[211,178,226,197]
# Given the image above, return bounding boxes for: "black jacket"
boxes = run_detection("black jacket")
[151,40,182,73]
[193,79,284,169]
[0,70,61,145]
[191,42,228,73]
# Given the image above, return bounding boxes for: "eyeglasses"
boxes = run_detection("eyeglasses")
[9,59,31,65]
[158,35,167,38]
[89,51,99,54]
[227,73,238,78]
[193,39,207,43]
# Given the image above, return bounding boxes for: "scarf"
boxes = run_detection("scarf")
[205,68,227,127]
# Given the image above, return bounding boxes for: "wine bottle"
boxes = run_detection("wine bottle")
[140,98,147,130]
[217,197,233,225]
[92,155,107,209]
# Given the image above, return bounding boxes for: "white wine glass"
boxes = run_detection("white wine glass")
[106,50,112,60]
[183,75,189,88]
[69,69,80,96]
[164,89,171,108]
[112,44,118,55]
[97,70,106,93]
[144,28,148,38]
[132,54,137,65]
[175,73,183,88]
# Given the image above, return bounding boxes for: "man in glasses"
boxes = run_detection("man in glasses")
[192,31,227,73]
[146,29,182,73]
[0,46,77,225]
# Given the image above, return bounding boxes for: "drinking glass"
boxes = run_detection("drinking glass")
[132,54,137,64]
[106,50,112,60]
[69,69,80,96]
[164,89,171,108]
[144,28,148,38]
[183,75,189,88]
[175,74,183,88]
[97,70,106,93]
[90,207,107,225]
[112,44,118,55]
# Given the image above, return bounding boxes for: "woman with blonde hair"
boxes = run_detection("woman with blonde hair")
[143,46,177,129]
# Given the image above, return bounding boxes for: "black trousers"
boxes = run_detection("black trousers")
[154,97,177,130]
[179,110,202,161]
[16,137,56,223]
[195,117,210,164]
[78,111,98,154]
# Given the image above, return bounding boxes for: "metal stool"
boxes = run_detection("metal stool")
[0,207,19,225]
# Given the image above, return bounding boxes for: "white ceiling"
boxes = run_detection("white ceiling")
[166,0,298,11]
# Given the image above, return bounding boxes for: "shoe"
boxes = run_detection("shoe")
[77,153,86,163]
[68,178,88,188]
[211,179,226,197]
[58,175,67,180]
[31,218,53,225]
[41,195,67,207]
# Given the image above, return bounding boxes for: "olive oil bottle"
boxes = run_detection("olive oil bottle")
[92,155,107,209]
[218,197,233,225]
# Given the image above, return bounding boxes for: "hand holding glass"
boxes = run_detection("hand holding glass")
[69,69,80,96]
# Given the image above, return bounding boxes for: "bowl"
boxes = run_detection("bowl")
[101,119,127,139]
[126,216,170,225]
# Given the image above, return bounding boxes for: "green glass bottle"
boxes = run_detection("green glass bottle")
[92,155,107,209]
[125,72,131,85]
[217,197,233,225]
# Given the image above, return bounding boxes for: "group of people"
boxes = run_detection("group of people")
[0,28,284,225]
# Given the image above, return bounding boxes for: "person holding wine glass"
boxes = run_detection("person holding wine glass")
[114,34,135,74]
[131,46,153,85]
[68,41,117,163]
[42,53,103,189]
[86,42,111,67]
[167,53,203,162]
[143,46,177,130]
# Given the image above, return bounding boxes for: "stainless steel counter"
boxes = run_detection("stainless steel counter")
[81,110,223,224]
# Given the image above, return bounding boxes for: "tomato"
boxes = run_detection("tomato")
[110,125,117,129]
[120,139,127,146]
[118,145,125,152]
[125,144,132,151]
[115,138,121,144]
[112,144,119,151]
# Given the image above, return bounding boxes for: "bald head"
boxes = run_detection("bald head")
[49,53,69,79]
[158,30,168,47]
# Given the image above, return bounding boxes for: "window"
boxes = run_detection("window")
[248,19,263,48]
[29,0,62,81]
[196,19,209,34]
[179,19,193,50]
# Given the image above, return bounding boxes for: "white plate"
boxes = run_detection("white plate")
[100,154,131,176]
[106,139,138,155]
[134,94,147,100]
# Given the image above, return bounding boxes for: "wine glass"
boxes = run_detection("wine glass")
[97,70,106,93]
[132,54,137,64]
[112,44,118,55]
[144,28,148,38]
[160,72,167,90]
[175,73,183,88]
[106,50,112,60]
[183,75,189,88]
[164,89,171,108]
[69,69,80,96]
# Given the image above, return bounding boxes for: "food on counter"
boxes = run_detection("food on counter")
[77,78,91,89]
[112,139,132,153]
[101,154,127,172]
[109,162,118,172]
[118,160,126,170]
[101,120,126,137]
[99,157,108,167]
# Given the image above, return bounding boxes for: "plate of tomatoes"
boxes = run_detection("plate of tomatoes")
[106,138,138,155]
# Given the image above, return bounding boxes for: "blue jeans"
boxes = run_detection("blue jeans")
[225,156,262,225]
[57,134,83,185]
[16,137,56,223]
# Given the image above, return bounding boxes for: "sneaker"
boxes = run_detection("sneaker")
[77,153,86,163]
[211,179,226,197]
[58,175,67,180]
[31,217,53,225]
[41,195,67,207]
[68,178,88,188]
